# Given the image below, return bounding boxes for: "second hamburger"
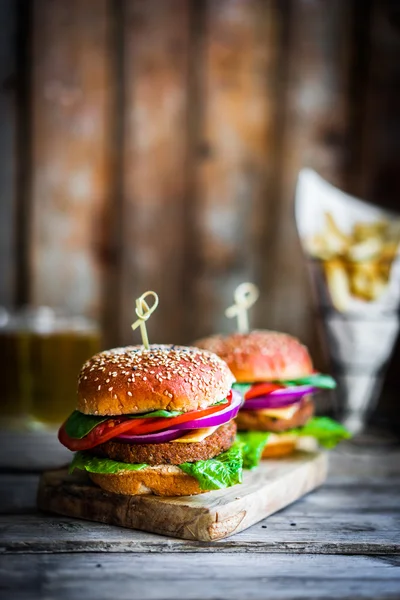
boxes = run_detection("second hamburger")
[195,330,350,466]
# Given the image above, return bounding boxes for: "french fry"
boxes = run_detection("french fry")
[349,262,382,301]
[307,210,400,309]
[324,259,352,312]
[377,259,392,280]
[324,213,351,255]
[380,241,399,262]
[306,234,336,260]
[347,237,383,262]
[353,221,388,242]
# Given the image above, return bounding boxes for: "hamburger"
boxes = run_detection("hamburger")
[195,330,350,467]
[59,344,243,496]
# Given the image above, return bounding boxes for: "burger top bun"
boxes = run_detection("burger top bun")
[195,330,313,383]
[77,345,235,416]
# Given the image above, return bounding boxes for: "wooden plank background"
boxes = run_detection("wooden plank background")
[0,0,399,418]
[0,0,16,308]
[30,0,113,318]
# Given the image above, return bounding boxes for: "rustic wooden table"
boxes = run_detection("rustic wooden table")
[0,437,399,600]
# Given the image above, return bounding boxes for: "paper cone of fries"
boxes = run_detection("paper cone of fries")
[295,169,400,434]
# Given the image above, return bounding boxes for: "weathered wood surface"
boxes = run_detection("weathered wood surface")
[1,441,399,599]
[0,553,399,600]
[259,0,351,366]
[1,510,398,555]
[189,0,276,340]
[1,0,400,407]
[1,441,399,555]
[120,0,190,346]
[30,0,112,317]
[0,0,16,307]
[36,452,327,542]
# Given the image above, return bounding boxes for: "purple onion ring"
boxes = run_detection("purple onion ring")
[115,389,242,443]
[242,385,315,411]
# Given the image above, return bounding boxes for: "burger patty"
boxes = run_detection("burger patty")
[92,421,236,466]
[236,397,314,432]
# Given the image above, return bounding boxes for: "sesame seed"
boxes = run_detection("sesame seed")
[127,391,132,396]
[108,387,113,392]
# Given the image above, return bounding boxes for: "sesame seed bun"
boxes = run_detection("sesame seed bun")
[89,464,206,496]
[77,345,235,416]
[195,330,313,383]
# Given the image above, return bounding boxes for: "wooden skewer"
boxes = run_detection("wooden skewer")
[131,291,159,349]
[225,282,259,333]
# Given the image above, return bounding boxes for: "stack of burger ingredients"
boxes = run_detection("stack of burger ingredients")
[196,330,350,469]
[59,345,243,496]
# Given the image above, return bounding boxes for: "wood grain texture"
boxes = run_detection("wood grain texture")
[0,0,16,307]
[2,510,399,554]
[188,0,278,340]
[37,452,327,542]
[30,0,112,317]
[119,0,190,345]
[4,468,400,518]
[0,553,399,600]
[1,440,400,600]
[259,0,351,368]
[2,444,399,554]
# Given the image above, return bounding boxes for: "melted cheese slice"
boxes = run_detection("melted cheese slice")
[171,426,219,443]
[266,433,298,446]
[256,403,300,420]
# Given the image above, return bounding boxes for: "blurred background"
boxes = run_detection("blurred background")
[0,0,399,433]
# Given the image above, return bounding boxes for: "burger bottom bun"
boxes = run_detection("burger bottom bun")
[89,464,205,496]
[261,440,296,458]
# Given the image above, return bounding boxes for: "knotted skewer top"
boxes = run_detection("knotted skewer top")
[131,291,159,349]
[225,282,259,333]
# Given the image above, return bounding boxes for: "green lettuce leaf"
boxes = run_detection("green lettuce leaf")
[288,416,351,448]
[129,409,182,419]
[64,411,108,439]
[232,382,252,396]
[179,442,243,491]
[237,431,270,469]
[69,444,243,491]
[278,373,337,390]
[69,452,148,474]
[64,409,185,440]
[232,374,336,395]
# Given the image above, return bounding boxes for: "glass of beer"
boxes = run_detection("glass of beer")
[0,306,101,430]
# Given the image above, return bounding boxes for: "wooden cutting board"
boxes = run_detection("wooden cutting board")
[37,451,327,542]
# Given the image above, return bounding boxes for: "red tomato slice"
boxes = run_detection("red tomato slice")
[58,391,233,450]
[123,391,233,436]
[245,382,284,400]
[58,417,150,451]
